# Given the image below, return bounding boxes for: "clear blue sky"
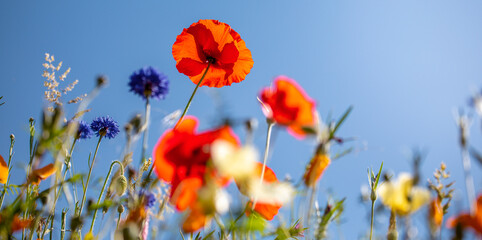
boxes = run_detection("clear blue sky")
[1,1,482,239]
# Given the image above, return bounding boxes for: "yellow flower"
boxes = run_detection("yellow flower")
[377,172,430,215]
[0,154,8,184]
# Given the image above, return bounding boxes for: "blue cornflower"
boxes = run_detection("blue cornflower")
[76,120,93,139]
[139,190,156,208]
[90,116,120,139]
[129,66,169,100]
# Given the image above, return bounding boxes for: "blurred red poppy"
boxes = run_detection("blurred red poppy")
[243,163,282,221]
[448,194,482,236]
[259,76,316,138]
[152,116,239,210]
[172,19,253,88]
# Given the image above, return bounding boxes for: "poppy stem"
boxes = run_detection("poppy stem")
[41,137,79,239]
[252,120,274,210]
[174,62,211,129]
[140,97,151,166]
[90,160,124,233]
[79,136,103,216]
[460,147,476,214]
[0,135,15,209]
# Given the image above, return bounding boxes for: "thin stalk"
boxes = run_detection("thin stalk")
[89,160,124,232]
[49,212,54,240]
[387,210,398,240]
[252,121,274,209]
[369,200,375,240]
[116,210,122,230]
[0,135,15,208]
[79,136,103,216]
[61,209,67,240]
[305,184,317,237]
[174,62,211,129]
[140,97,151,165]
[461,147,476,213]
[24,119,35,240]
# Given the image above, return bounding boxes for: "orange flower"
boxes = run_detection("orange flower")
[0,214,32,232]
[429,198,443,228]
[172,19,253,88]
[259,76,316,138]
[152,116,239,210]
[242,163,282,221]
[182,204,211,233]
[303,153,331,187]
[0,154,8,184]
[11,215,32,232]
[29,163,56,185]
[448,194,482,236]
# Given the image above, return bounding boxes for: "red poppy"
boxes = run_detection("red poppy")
[172,19,253,88]
[303,153,331,187]
[152,116,239,211]
[243,163,282,221]
[259,76,316,138]
[448,194,482,236]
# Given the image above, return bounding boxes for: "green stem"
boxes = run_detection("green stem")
[79,136,103,216]
[61,209,67,240]
[89,160,124,232]
[369,200,375,240]
[252,121,274,209]
[0,135,15,209]
[387,210,398,240]
[174,62,211,129]
[140,97,151,165]
[305,184,317,237]
[41,137,79,239]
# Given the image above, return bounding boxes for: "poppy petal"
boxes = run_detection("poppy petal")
[0,154,8,184]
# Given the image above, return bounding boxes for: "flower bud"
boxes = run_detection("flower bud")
[111,175,128,196]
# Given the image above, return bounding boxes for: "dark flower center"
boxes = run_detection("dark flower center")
[144,81,153,97]
[206,56,216,64]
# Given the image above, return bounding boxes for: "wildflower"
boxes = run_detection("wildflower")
[140,190,156,208]
[182,204,211,233]
[0,154,8,184]
[429,198,443,228]
[211,140,257,181]
[172,19,253,88]
[28,163,56,185]
[90,116,120,139]
[129,66,169,100]
[76,120,93,139]
[303,153,331,187]
[152,116,239,211]
[259,76,316,138]
[448,194,482,236]
[0,215,32,232]
[239,163,289,221]
[377,172,430,216]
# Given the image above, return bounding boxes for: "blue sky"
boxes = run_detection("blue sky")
[1,1,482,239]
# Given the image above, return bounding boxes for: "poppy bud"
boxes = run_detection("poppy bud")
[110,175,128,196]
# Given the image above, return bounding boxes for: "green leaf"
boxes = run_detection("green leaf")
[329,106,353,140]
[374,161,383,189]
